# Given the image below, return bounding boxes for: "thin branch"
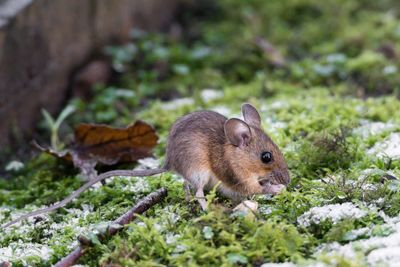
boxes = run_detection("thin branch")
[2,168,165,228]
[54,188,168,267]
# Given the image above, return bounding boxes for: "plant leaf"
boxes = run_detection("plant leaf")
[32,120,158,179]
[31,140,73,162]
[41,109,55,129]
[53,105,76,131]
[73,120,158,164]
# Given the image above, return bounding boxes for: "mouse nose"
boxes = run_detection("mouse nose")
[273,170,290,185]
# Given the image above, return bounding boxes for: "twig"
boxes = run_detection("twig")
[2,167,165,228]
[54,188,168,267]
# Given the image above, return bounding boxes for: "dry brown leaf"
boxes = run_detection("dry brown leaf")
[32,121,158,179]
[74,120,158,164]
[31,140,73,162]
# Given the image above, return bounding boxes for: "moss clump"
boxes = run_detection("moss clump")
[293,126,360,178]
[99,206,313,266]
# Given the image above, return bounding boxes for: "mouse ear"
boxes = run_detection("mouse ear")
[242,103,261,128]
[224,118,251,147]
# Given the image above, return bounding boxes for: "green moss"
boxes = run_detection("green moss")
[100,206,312,266]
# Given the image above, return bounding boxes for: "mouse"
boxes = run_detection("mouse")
[165,103,290,209]
[3,103,290,228]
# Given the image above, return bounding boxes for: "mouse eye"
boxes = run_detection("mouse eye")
[261,151,273,164]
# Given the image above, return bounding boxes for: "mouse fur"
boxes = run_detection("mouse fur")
[164,103,290,209]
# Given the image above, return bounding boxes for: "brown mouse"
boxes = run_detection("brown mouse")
[165,103,290,209]
[3,103,290,228]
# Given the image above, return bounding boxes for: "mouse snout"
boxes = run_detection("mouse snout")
[272,169,290,186]
[257,169,290,195]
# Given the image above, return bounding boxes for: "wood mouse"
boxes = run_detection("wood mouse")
[165,103,290,209]
[3,103,290,228]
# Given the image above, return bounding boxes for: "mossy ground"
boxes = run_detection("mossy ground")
[1,0,400,266]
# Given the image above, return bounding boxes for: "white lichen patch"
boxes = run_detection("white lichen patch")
[210,105,233,117]
[269,100,289,110]
[0,202,98,264]
[1,205,51,233]
[165,233,181,245]
[282,142,299,153]
[121,178,150,192]
[361,183,378,191]
[297,203,367,227]
[65,204,93,218]
[45,218,88,237]
[358,168,386,180]
[5,160,24,172]
[260,100,289,112]
[0,241,53,263]
[160,97,194,110]
[354,120,397,138]
[316,215,400,267]
[162,205,181,225]
[368,132,400,160]
[343,227,370,241]
[258,205,273,215]
[367,246,400,266]
[170,173,184,182]
[200,89,223,102]
[264,117,288,134]
[135,157,161,170]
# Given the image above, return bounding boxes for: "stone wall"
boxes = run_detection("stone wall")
[0,0,180,147]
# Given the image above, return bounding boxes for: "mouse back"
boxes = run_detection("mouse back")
[164,110,227,178]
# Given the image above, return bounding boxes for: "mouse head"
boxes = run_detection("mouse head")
[224,103,290,195]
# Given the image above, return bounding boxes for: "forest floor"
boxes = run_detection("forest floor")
[1,0,400,266]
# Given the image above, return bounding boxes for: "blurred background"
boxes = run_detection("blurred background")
[1,0,400,164]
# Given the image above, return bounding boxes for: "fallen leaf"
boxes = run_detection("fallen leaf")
[32,140,97,179]
[74,120,158,164]
[33,120,158,179]
[31,140,73,162]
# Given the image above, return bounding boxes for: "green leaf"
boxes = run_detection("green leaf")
[41,109,55,129]
[53,105,76,131]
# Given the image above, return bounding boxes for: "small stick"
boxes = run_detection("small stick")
[54,188,168,267]
[2,168,165,228]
